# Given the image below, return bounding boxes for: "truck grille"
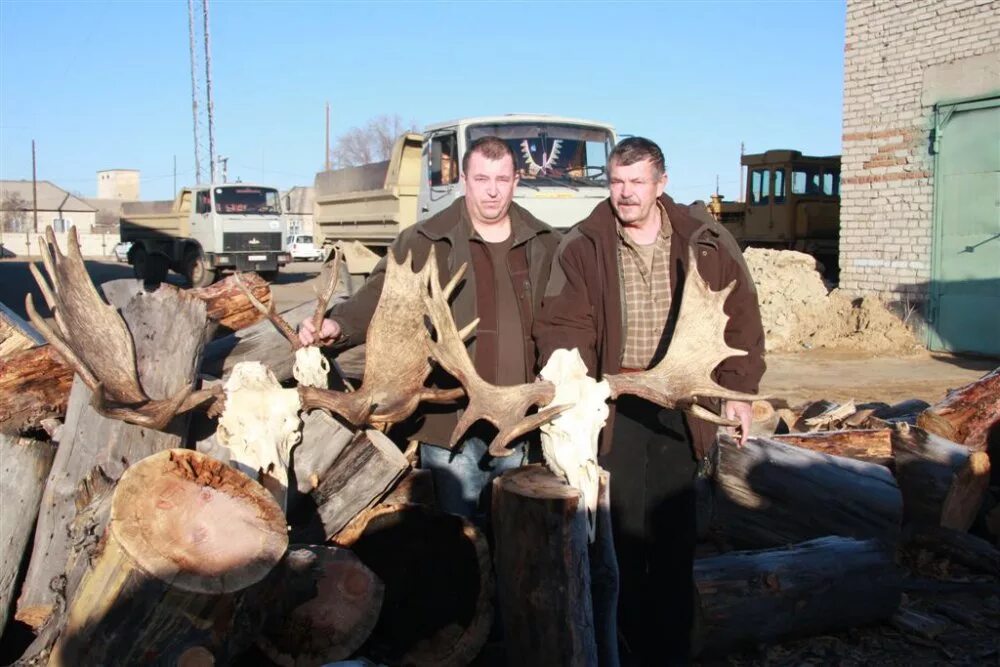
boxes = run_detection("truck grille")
[223,232,282,252]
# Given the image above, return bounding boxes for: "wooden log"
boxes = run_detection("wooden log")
[335,503,493,667]
[48,449,288,665]
[890,422,990,531]
[492,464,597,667]
[0,344,74,435]
[693,536,901,657]
[0,435,56,636]
[382,468,436,506]
[710,435,903,549]
[918,367,1000,452]
[202,300,313,381]
[15,286,210,629]
[256,545,384,667]
[902,525,1000,577]
[311,428,408,541]
[773,428,893,466]
[0,302,43,357]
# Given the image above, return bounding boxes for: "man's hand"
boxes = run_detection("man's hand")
[298,316,341,347]
[723,400,753,447]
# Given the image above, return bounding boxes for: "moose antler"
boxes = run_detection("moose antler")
[603,246,761,424]
[422,251,568,457]
[25,227,220,430]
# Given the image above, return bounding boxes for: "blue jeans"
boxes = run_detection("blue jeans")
[419,437,527,524]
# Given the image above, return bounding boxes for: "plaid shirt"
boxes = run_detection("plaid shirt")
[618,205,672,369]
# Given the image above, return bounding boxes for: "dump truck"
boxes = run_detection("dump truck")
[313,114,617,290]
[120,183,291,286]
[706,150,841,278]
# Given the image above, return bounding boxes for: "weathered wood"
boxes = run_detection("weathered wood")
[257,545,383,667]
[492,464,597,667]
[335,503,493,667]
[48,449,288,666]
[15,286,210,629]
[0,302,43,357]
[312,428,408,540]
[773,428,893,466]
[890,422,991,531]
[202,300,314,381]
[0,435,56,636]
[0,345,73,435]
[694,536,901,657]
[918,367,1000,452]
[903,525,1000,577]
[710,435,903,549]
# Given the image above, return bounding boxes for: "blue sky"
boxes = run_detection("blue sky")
[0,0,845,203]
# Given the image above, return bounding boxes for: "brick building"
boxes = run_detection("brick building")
[840,0,999,355]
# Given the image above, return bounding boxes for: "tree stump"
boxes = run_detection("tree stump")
[492,464,598,667]
[711,435,903,549]
[694,536,901,657]
[918,367,1000,452]
[16,286,210,629]
[890,422,991,531]
[773,428,893,466]
[0,435,56,636]
[335,503,493,667]
[48,449,288,665]
[257,545,384,667]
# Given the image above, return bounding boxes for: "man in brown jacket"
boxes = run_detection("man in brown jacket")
[534,137,765,664]
[300,136,561,523]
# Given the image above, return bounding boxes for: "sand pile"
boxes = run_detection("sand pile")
[743,248,920,353]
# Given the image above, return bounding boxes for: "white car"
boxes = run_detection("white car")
[112,241,132,262]
[286,234,324,261]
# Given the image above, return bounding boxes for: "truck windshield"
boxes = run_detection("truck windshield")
[213,186,281,214]
[467,123,613,188]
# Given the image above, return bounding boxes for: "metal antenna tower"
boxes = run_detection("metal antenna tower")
[187,0,202,184]
[187,0,216,184]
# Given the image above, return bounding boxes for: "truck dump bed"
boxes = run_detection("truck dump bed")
[313,133,422,249]
[120,199,189,241]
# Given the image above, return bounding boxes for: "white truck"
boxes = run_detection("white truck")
[313,114,617,290]
[120,183,291,286]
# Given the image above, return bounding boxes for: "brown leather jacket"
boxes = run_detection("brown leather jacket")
[329,198,561,448]
[533,194,766,458]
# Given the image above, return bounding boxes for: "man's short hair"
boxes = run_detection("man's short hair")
[608,137,666,177]
[462,136,517,174]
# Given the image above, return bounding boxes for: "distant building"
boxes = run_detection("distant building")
[282,186,315,235]
[840,0,999,355]
[97,169,140,201]
[0,180,96,232]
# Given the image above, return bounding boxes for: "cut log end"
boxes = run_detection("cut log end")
[497,463,580,500]
[111,449,288,594]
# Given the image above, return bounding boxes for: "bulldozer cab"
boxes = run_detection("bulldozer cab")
[742,150,840,248]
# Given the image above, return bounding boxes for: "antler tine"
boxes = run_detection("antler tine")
[605,246,761,421]
[26,291,101,391]
[234,272,301,350]
[311,246,343,340]
[422,258,563,457]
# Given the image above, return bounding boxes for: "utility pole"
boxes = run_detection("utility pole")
[203,0,216,183]
[31,140,38,233]
[218,156,229,183]
[738,141,745,202]
[187,0,202,184]
[325,102,331,171]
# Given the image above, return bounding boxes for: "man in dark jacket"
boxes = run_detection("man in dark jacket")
[300,136,561,523]
[534,137,765,664]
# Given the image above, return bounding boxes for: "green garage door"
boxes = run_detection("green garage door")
[928,96,1000,356]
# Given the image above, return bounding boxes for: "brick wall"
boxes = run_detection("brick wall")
[840,0,1000,307]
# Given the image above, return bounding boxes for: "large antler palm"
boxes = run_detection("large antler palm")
[25,227,220,430]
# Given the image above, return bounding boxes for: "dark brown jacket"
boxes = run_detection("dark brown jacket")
[329,197,561,448]
[533,194,766,459]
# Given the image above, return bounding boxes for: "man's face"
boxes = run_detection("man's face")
[608,158,667,225]
[462,152,519,225]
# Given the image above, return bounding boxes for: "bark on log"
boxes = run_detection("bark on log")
[492,464,598,667]
[0,345,73,435]
[335,503,493,667]
[48,449,288,666]
[256,545,384,667]
[311,428,408,541]
[694,536,901,657]
[710,435,903,549]
[0,435,56,636]
[918,367,1000,452]
[773,428,893,466]
[15,286,210,629]
[202,301,314,381]
[890,422,991,531]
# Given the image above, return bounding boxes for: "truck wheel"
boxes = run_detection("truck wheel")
[184,249,215,288]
